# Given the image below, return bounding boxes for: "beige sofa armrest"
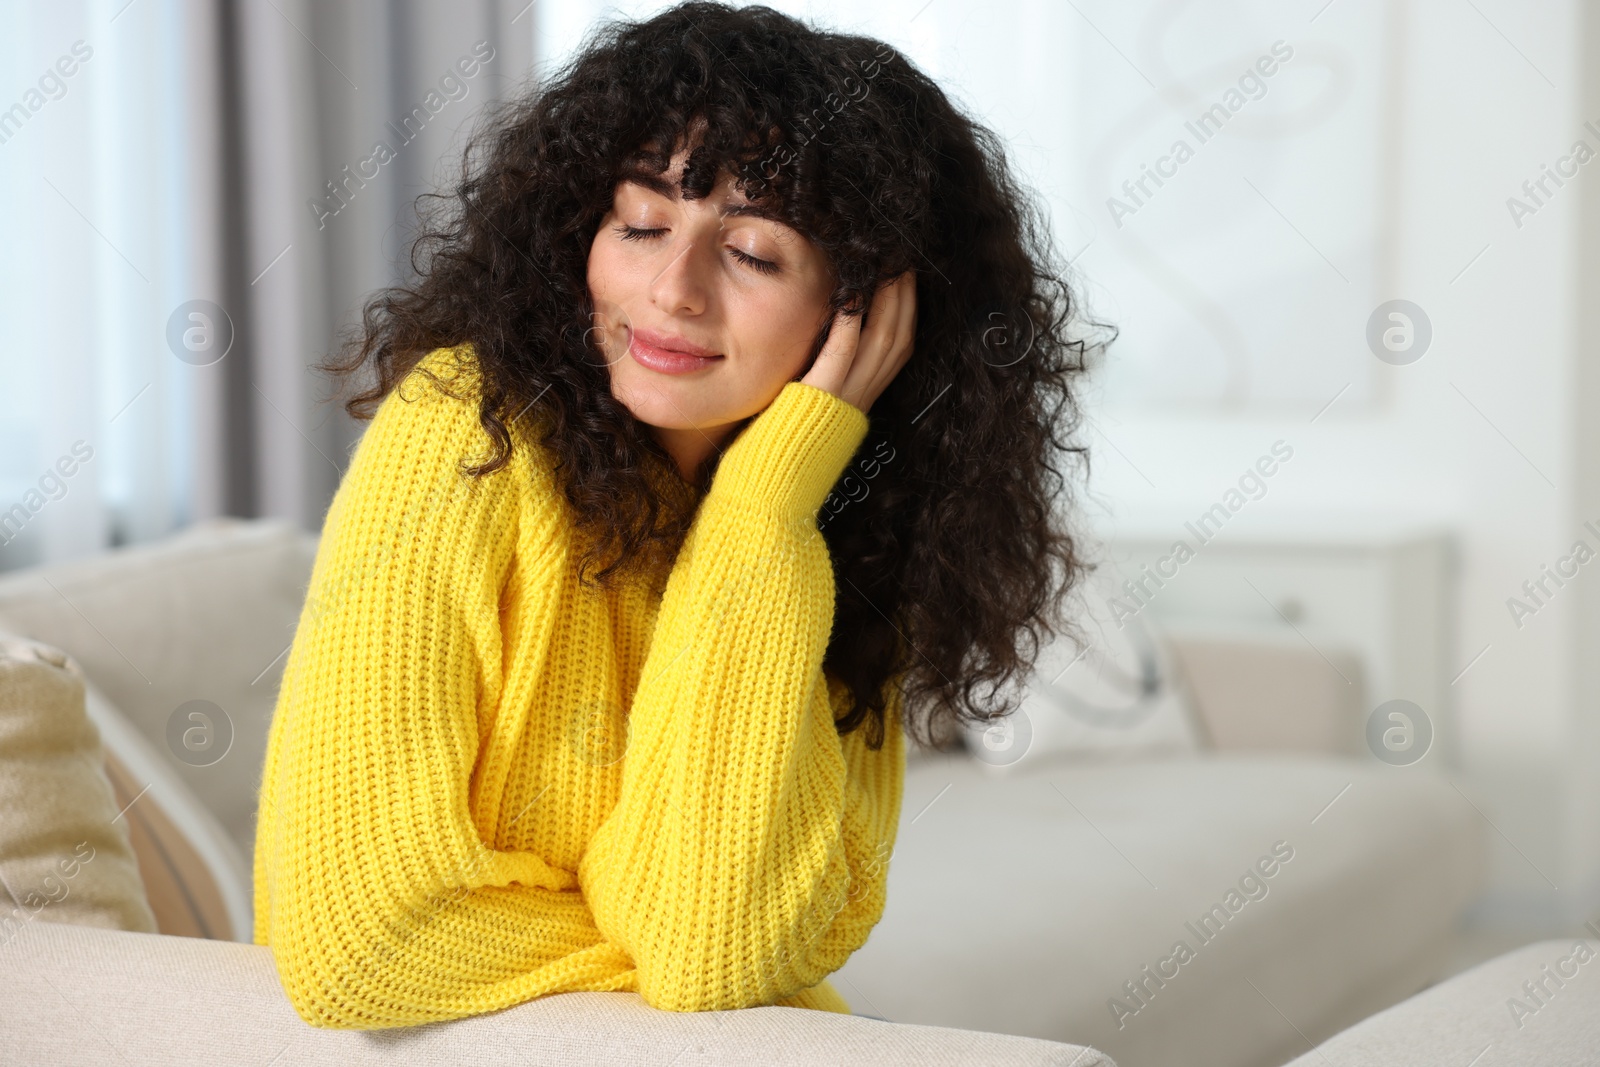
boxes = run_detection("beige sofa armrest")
[1281,938,1600,1066]
[0,921,1113,1066]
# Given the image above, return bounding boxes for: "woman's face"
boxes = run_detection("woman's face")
[587,148,837,457]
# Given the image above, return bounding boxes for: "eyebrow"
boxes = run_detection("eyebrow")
[617,170,788,225]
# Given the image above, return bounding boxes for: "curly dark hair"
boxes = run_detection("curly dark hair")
[321,1,1104,752]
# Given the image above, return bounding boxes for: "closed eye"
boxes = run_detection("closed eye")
[615,222,778,275]
[729,247,779,275]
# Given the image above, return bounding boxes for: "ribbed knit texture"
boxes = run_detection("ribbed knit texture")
[252,346,906,1029]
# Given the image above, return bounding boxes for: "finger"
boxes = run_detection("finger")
[891,272,916,361]
[808,306,862,390]
[844,275,908,391]
[867,273,917,397]
[856,277,900,364]
[819,305,864,364]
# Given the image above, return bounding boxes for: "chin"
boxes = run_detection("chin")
[611,374,712,430]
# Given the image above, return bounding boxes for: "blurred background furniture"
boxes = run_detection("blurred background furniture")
[1282,937,1600,1067]
[0,518,1491,1067]
[1102,521,1456,759]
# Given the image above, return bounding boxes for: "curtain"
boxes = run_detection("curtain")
[0,0,536,572]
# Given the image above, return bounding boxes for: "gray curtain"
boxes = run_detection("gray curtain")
[207,0,538,532]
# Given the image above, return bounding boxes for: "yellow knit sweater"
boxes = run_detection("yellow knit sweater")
[252,345,905,1029]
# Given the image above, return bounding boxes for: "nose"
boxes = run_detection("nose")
[648,225,717,318]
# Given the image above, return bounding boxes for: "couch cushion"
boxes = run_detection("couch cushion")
[0,517,317,861]
[0,635,155,940]
[833,752,1487,1067]
[1282,938,1600,1066]
[1164,622,1369,756]
[0,921,1115,1066]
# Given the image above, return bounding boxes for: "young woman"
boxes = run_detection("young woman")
[254,2,1092,1029]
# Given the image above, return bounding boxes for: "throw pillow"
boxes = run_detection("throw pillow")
[0,635,155,942]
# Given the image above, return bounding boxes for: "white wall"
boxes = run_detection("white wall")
[1079,0,1583,920]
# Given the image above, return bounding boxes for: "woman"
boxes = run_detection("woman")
[254,1,1092,1029]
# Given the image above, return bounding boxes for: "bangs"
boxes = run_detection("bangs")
[593,17,886,248]
[612,110,813,239]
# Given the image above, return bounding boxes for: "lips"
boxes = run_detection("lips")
[627,327,723,375]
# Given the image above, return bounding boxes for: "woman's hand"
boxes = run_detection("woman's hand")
[800,272,916,414]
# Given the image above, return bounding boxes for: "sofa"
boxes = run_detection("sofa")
[1281,936,1600,1066]
[0,920,1099,1066]
[0,516,1521,1066]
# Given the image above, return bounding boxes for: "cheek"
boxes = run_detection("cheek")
[586,232,642,342]
[727,282,829,366]
[587,221,656,311]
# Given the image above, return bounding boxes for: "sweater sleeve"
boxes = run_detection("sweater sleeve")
[253,349,620,1029]
[577,381,908,1013]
